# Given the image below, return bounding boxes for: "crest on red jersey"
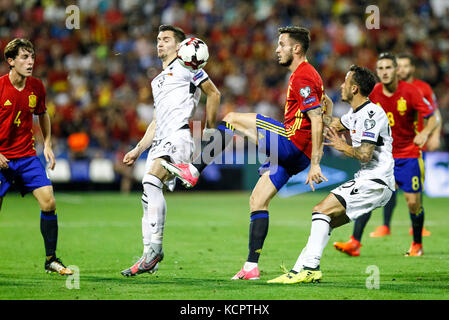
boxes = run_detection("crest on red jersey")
[29,93,37,108]
[397,97,407,115]
[299,86,311,98]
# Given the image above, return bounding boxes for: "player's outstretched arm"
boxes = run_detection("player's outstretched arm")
[323,114,347,132]
[324,127,374,162]
[199,79,221,129]
[322,95,347,132]
[306,107,328,191]
[123,120,156,166]
[38,112,56,170]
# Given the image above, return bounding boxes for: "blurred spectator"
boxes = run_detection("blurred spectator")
[0,0,446,161]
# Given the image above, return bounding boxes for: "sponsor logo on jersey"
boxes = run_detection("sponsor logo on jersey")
[303,96,316,106]
[193,70,204,81]
[299,86,311,98]
[362,131,375,138]
[397,97,407,115]
[4,99,12,106]
[422,97,432,110]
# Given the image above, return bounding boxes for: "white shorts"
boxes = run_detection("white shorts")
[331,178,393,221]
[143,128,194,191]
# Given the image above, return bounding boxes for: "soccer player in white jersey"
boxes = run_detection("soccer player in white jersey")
[268,65,395,284]
[121,25,221,277]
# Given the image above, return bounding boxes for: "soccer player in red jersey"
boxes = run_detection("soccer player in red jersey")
[391,53,441,237]
[0,39,73,275]
[162,26,329,280]
[397,53,442,152]
[333,53,439,257]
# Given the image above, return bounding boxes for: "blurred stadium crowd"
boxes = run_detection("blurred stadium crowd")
[1,0,449,162]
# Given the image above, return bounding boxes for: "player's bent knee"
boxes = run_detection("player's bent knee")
[312,203,331,215]
[32,186,56,211]
[41,196,56,211]
[408,201,421,214]
[249,194,268,211]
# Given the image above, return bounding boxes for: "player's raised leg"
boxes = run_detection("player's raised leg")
[33,185,73,275]
[161,112,258,188]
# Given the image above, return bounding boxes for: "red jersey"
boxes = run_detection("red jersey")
[284,61,324,158]
[411,78,438,131]
[369,81,434,158]
[0,74,47,159]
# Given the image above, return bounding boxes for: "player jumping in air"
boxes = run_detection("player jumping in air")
[120,25,221,277]
[0,39,73,275]
[333,53,439,257]
[162,26,329,280]
[268,65,394,284]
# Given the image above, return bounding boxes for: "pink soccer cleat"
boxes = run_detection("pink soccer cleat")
[231,266,260,280]
[160,160,199,188]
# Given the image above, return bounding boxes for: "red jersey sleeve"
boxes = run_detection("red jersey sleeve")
[33,78,47,115]
[413,79,437,110]
[290,77,322,114]
[410,85,434,119]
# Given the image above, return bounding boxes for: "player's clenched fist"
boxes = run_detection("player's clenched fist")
[123,148,140,166]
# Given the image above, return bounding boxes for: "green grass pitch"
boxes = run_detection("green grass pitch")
[0,190,448,300]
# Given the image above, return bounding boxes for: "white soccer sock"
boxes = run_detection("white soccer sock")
[300,213,332,270]
[141,192,152,254]
[292,245,308,272]
[142,175,166,250]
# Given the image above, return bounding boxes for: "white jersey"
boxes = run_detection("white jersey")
[340,101,395,190]
[151,58,209,139]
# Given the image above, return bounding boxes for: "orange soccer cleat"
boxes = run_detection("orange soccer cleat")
[333,236,362,256]
[409,226,431,237]
[405,242,423,256]
[369,225,391,238]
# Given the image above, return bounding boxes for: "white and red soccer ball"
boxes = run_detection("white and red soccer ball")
[177,37,209,71]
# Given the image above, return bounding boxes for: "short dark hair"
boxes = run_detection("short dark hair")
[278,26,310,55]
[4,38,34,62]
[349,64,377,97]
[397,53,415,66]
[158,25,186,43]
[378,52,397,67]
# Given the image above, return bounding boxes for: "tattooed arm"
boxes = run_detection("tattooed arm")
[323,115,348,132]
[324,127,375,163]
[305,107,328,191]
